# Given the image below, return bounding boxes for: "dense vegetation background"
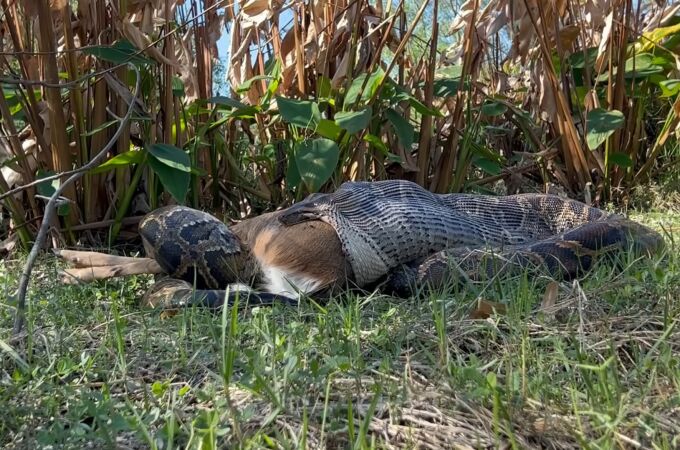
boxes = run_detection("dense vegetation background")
[0,0,678,253]
[1,2,680,449]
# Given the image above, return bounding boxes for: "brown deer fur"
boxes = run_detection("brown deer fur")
[57,210,351,296]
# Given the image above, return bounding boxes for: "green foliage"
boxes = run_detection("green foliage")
[344,70,384,107]
[385,108,415,149]
[147,144,191,204]
[293,138,340,191]
[334,108,372,134]
[586,109,625,151]
[81,40,154,66]
[91,150,144,173]
[35,170,70,216]
[276,96,321,128]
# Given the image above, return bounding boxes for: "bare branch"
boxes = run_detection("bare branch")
[11,66,142,337]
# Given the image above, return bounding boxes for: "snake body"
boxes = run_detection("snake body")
[138,180,664,307]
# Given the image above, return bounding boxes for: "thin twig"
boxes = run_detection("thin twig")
[64,215,145,232]
[11,66,141,337]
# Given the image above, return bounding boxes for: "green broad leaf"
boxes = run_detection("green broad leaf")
[208,96,249,109]
[178,385,190,397]
[569,47,598,69]
[82,120,118,137]
[571,86,590,107]
[480,100,507,117]
[586,108,625,150]
[317,76,333,99]
[650,54,675,68]
[9,101,23,116]
[379,82,397,102]
[35,170,59,198]
[315,119,342,140]
[286,152,302,189]
[269,63,282,82]
[344,69,384,107]
[260,61,282,109]
[608,152,633,168]
[473,157,502,175]
[294,138,340,192]
[623,53,664,79]
[148,154,190,204]
[473,144,504,164]
[276,96,321,128]
[206,115,230,132]
[408,98,442,117]
[436,65,463,78]
[82,40,153,66]
[3,88,17,102]
[227,106,260,119]
[363,134,388,154]
[236,75,274,93]
[385,108,414,149]
[659,79,680,97]
[185,101,213,116]
[386,152,402,163]
[432,78,461,98]
[208,96,261,118]
[148,144,191,172]
[636,21,680,53]
[171,119,187,143]
[261,144,276,161]
[35,170,69,216]
[393,84,442,116]
[262,78,280,108]
[334,107,372,134]
[596,53,663,82]
[264,57,282,79]
[91,150,144,174]
[172,76,185,97]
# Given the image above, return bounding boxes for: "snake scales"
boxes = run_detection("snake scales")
[138,180,665,308]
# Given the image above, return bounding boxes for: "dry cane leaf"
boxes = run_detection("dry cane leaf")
[558,25,580,49]
[596,11,614,65]
[539,281,559,315]
[24,1,40,18]
[469,299,507,320]
[120,19,178,67]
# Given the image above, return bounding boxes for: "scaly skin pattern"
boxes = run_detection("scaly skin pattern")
[138,180,665,307]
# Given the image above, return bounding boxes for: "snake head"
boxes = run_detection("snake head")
[278,192,331,226]
[139,206,247,288]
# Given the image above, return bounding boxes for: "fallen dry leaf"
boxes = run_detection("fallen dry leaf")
[469,299,507,320]
[540,281,560,313]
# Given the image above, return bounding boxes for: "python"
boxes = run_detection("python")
[56,180,665,309]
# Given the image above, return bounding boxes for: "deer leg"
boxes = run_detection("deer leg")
[60,259,164,284]
[53,249,147,268]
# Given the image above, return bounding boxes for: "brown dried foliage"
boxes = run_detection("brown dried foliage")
[0,1,677,248]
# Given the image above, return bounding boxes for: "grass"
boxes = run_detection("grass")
[1,212,679,449]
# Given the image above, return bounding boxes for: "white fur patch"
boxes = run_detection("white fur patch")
[259,264,324,299]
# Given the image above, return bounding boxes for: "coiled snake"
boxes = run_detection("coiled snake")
[137,180,665,309]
